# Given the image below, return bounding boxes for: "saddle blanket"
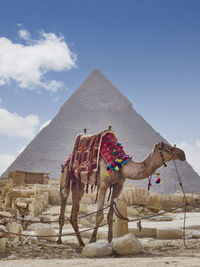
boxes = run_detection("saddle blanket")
[62,130,129,187]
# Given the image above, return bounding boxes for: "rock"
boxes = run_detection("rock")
[0,238,7,254]
[156,228,183,239]
[192,231,200,238]
[0,225,8,237]
[7,254,17,260]
[147,215,173,221]
[39,215,51,223]
[82,241,112,257]
[34,225,57,242]
[25,236,38,244]
[113,199,128,238]
[111,233,141,255]
[24,215,40,223]
[6,222,23,236]
[129,227,156,238]
[127,207,140,217]
[79,204,88,214]
[27,223,47,230]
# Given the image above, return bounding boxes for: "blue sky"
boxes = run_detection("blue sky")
[0,0,200,175]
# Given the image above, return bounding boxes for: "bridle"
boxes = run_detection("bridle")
[145,142,176,190]
[155,142,175,167]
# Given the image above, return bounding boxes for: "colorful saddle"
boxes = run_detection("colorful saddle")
[62,129,130,188]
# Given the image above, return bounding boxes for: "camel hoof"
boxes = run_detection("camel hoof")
[57,239,62,244]
[89,238,96,244]
[79,241,85,247]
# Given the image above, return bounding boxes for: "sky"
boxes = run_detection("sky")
[0,0,200,176]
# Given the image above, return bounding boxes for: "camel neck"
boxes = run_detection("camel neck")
[121,148,163,180]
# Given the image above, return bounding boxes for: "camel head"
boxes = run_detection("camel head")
[155,142,186,165]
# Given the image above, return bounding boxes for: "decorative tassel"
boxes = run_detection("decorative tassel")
[155,177,161,184]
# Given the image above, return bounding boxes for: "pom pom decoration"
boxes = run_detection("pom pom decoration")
[155,177,161,184]
[101,134,131,176]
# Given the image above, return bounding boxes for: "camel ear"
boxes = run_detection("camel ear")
[161,141,164,148]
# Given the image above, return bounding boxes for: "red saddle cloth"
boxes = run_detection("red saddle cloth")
[100,132,127,164]
[62,130,129,186]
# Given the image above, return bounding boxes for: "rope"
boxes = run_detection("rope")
[173,159,189,248]
[0,204,111,223]
[0,221,114,238]
[173,160,188,204]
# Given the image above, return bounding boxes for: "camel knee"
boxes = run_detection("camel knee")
[107,209,113,223]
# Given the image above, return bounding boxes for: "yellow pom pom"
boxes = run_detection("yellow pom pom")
[118,159,123,164]
[106,171,110,176]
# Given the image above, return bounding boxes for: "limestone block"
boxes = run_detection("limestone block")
[113,199,128,238]
[111,233,141,255]
[48,187,60,205]
[161,194,185,210]
[82,241,112,257]
[0,211,13,224]
[35,225,57,242]
[147,215,173,222]
[0,238,7,254]
[0,225,8,237]
[192,231,200,238]
[156,228,182,239]
[129,227,156,238]
[6,222,23,236]
[146,193,163,210]
[15,198,29,209]
[79,204,88,214]
[39,215,51,223]
[127,207,140,217]
[24,215,40,223]
[27,223,46,231]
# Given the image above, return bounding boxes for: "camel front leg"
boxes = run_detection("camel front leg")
[107,183,123,242]
[69,180,85,247]
[57,167,71,244]
[89,186,107,243]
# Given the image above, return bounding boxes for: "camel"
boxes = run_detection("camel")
[57,140,186,246]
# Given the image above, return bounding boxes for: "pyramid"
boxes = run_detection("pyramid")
[2,70,200,193]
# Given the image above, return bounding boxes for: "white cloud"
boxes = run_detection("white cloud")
[178,141,200,175]
[0,154,16,176]
[39,120,51,131]
[0,108,39,139]
[18,29,31,41]
[0,29,76,92]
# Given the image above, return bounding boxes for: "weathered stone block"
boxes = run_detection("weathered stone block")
[111,233,141,255]
[82,241,112,257]
[156,228,182,239]
[35,225,57,242]
[0,238,7,254]
[129,227,156,238]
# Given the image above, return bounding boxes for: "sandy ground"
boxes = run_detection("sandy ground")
[1,207,200,266]
[1,257,200,267]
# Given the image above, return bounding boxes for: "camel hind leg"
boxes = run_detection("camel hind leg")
[57,165,71,244]
[69,179,85,247]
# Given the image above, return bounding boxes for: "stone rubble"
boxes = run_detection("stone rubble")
[82,241,112,257]
[111,233,141,255]
[0,176,200,258]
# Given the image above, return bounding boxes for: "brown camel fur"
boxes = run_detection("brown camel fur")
[57,141,186,246]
